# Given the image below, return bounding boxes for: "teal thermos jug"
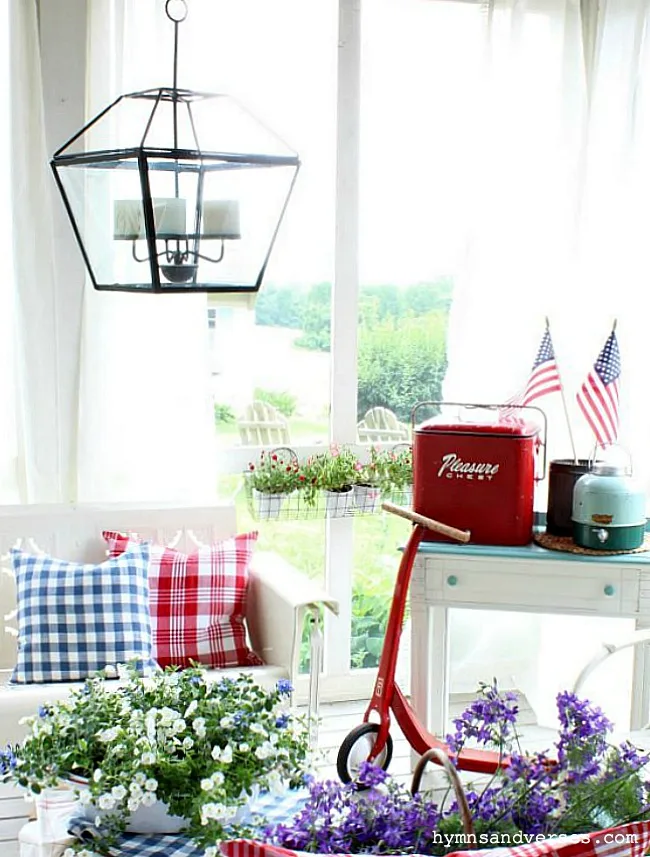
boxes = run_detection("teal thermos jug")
[572,462,646,550]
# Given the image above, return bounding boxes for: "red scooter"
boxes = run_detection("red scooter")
[336,502,507,782]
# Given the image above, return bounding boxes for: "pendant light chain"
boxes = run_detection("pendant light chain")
[166,0,187,196]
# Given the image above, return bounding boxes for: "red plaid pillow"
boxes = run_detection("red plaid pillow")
[103,530,263,670]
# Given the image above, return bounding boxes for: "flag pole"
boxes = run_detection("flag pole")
[546,316,579,464]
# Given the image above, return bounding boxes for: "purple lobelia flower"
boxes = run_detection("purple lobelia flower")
[0,746,17,777]
[446,679,519,755]
[555,691,612,782]
[355,760,390,788]
[606,740,650,779]
[511,787,562,835]
[265,685,650,856]
[264,765,441,855]
[446,785,511,825]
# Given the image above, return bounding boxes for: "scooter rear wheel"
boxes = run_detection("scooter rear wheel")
[336,723,394,784]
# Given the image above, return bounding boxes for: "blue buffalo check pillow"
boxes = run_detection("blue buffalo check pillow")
[10,543,156,683]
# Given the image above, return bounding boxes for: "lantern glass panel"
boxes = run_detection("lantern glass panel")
[54,157,156,291]
[195,159,297,289]
[59,92,292,165]
[54,153,298,291]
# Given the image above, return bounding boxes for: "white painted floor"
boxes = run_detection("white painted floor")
[313,690,553,782]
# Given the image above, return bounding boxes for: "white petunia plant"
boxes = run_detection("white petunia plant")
[1,666,313,852]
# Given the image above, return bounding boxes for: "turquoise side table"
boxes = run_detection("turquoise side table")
[409,534,650,739]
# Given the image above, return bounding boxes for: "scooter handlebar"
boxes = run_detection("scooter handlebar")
[381,501,471,544]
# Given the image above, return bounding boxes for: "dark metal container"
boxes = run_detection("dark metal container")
[546,459,594,536]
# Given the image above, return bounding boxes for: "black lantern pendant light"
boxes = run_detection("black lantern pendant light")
[50,0,300,294]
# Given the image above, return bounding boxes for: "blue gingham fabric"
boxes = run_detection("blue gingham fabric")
[67,789,309,857]
[11,544,156,683]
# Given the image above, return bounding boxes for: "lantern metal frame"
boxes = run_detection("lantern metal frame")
[50,0,300,294]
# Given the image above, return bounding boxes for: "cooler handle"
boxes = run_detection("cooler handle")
[589,442,633,475]
[410,401,548,482]
[529,404,548,483]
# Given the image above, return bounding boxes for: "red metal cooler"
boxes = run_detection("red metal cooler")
[412,403,546,546]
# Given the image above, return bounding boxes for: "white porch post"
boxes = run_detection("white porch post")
[325,0,362,678]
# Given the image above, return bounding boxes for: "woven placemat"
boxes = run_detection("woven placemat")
[534,531,650,556]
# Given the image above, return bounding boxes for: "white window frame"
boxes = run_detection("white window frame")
[40,0,376,702]
[223,0,369,701]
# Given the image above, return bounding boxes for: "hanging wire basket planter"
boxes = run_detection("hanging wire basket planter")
[243,446,413,522]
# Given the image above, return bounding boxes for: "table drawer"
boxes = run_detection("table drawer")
[416,555,641,616]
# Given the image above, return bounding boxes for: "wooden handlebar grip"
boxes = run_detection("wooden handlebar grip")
[381,501,471,544]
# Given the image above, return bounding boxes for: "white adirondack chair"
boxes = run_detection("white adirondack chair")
[238,400,291,446]
[357,406,410,443]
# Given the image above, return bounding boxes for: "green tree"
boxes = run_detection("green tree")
[294,281,331,351]
[253,387,297,417]
[404,279,453,315]
[253,278,453,348]
[255,284,305,328]
[360,285,401,320]
[357,311,448,422]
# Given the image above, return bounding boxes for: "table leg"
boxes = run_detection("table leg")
[410,602,450,738]
[631,617,650,729]
[428,605,451,738]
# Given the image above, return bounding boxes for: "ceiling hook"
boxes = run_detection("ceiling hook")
[165,0,188,24]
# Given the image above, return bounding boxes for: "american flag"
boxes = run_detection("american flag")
[501,325,562,417]
[576,327,621,446]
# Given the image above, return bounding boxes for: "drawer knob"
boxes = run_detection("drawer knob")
[604,584,615,597]
[447,575,458,587]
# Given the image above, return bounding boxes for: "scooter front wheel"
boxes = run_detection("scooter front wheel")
[336,723,394,784]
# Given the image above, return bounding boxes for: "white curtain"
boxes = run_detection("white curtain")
[443,0,650,728]
[76,0,217,503]
[444,0,588,460]
[8,0,61,503]
[445,0,650,482]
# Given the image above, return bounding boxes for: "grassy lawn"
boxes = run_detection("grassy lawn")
[220,474,411,669]
[222,474,410,582]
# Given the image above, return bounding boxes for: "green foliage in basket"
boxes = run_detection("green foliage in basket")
[1,666,312,854]
[353,447,392,492]
[381,444,413,491]
[247,446,412,513]
[300,445,359,502]
[298,457,322,508]
[248,449,301,495]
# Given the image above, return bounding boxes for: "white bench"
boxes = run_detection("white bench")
[0,502,337,852]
